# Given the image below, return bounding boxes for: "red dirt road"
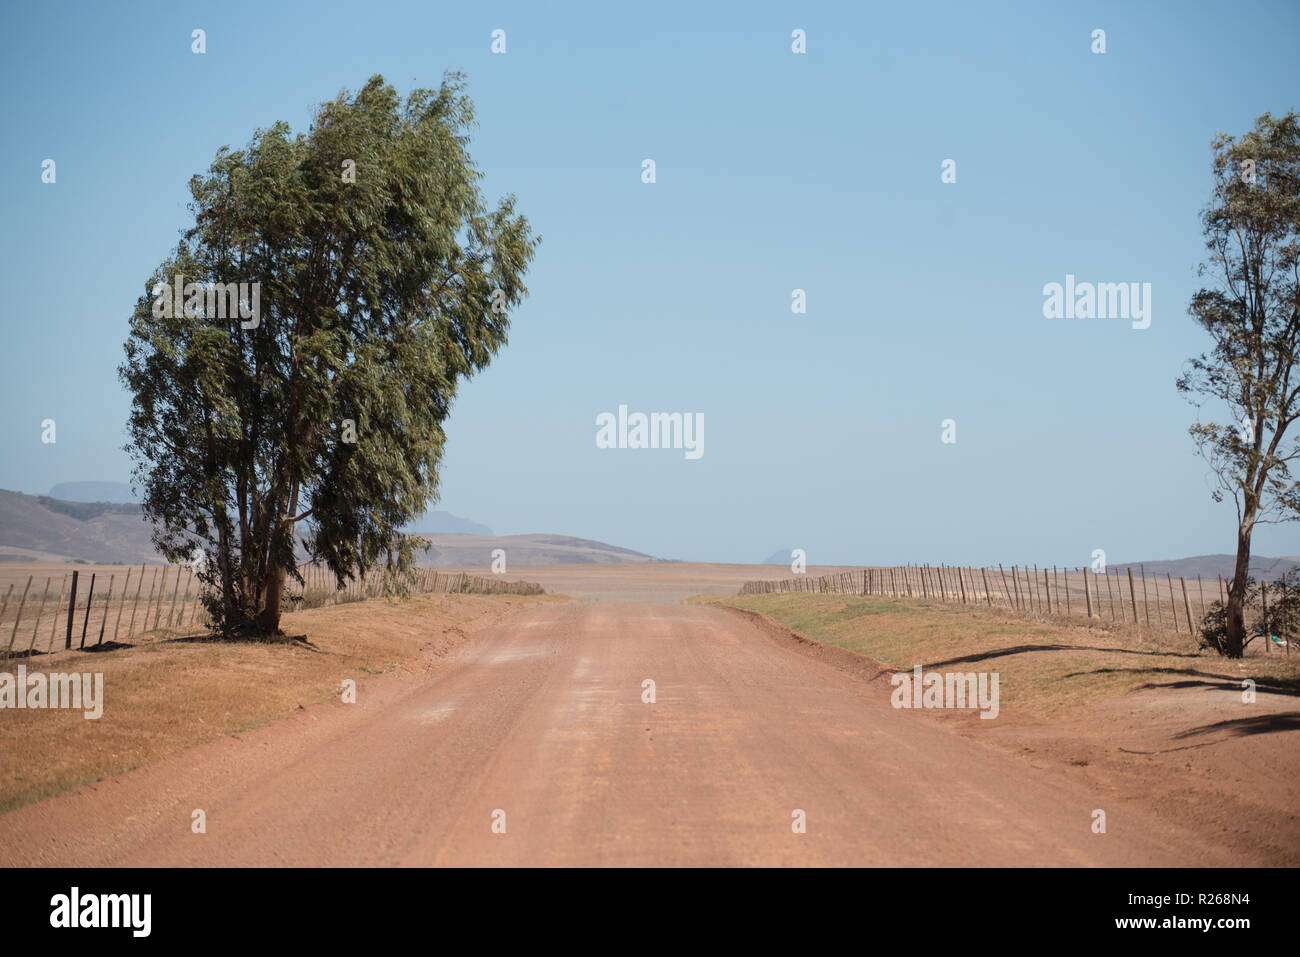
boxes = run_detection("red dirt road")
[0,602,1242,866]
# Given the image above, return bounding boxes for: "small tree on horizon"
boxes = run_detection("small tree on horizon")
[120,73,538,636]
[1178,111,1300,658]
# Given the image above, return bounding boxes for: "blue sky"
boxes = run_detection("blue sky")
[1,0,1298,566]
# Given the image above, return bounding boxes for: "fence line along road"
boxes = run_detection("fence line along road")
[739,563,1290,650]
[1,563,542,659]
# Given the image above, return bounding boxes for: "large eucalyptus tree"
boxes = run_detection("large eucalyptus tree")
[121,74,537,635]
[1179,112,1300,657]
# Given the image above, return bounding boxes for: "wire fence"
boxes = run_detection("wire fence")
[1,563,542,658]
[739,563,1293,653]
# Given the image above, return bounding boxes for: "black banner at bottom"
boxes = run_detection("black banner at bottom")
[0,866,1272,944]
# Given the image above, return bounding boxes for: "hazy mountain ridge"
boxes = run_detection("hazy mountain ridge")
[0,489,158,564]
[409,512,494,536]
[5,488,1291,576]
[753,551,1300,584]
[1107,555,1300,583]
[0,489,656,566]
[48,481,138,504]
[416,533,658,568]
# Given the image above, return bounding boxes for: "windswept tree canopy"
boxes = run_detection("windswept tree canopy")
[120,73,538,634]
[1178,110,1300,657]
[1180,112,1300,515]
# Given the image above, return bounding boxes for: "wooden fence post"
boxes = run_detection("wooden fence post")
[1140,565,1151,626]
[1127,567,1138,626]
[5,575,34,657]
[1083,567,1092,617]
[179,568,193,628]
[26,576,51,654]
[113,567,132,641]
[97,575,115,645]
[1167,573,1179,632]
[49,574,67,652]
[1258,579,1268,655]
[65,569,79,649]
[128,563,146,637]
[1152,572,1163,628]
[166,567,183,628]
[79,573,96,649]
[152,566,169,630]
[141,567,159,634]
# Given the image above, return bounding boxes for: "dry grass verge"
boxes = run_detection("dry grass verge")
[698,593,1300,719]
[0,591,567,815]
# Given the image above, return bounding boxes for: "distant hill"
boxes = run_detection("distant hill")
[1109,555,1300,583]
[760,549,799,565]
[417,533,657,568]
[0,488,655,567]
[0,489,157,563]
[48,481,137,503]
[413,511,494,536]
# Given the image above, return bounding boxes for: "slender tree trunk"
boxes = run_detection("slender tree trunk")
[216,512,238,633]
[1225,516,1254,658]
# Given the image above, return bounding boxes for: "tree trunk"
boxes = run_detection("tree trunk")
[216,511,237,635]
[255,566,284,635]
[1224,518,1254,658]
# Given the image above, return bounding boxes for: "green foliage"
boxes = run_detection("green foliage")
[1198,570,1300,654]
[1179,112,1300,513]
[120,74,538,635]
[1178,112,1300,657]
